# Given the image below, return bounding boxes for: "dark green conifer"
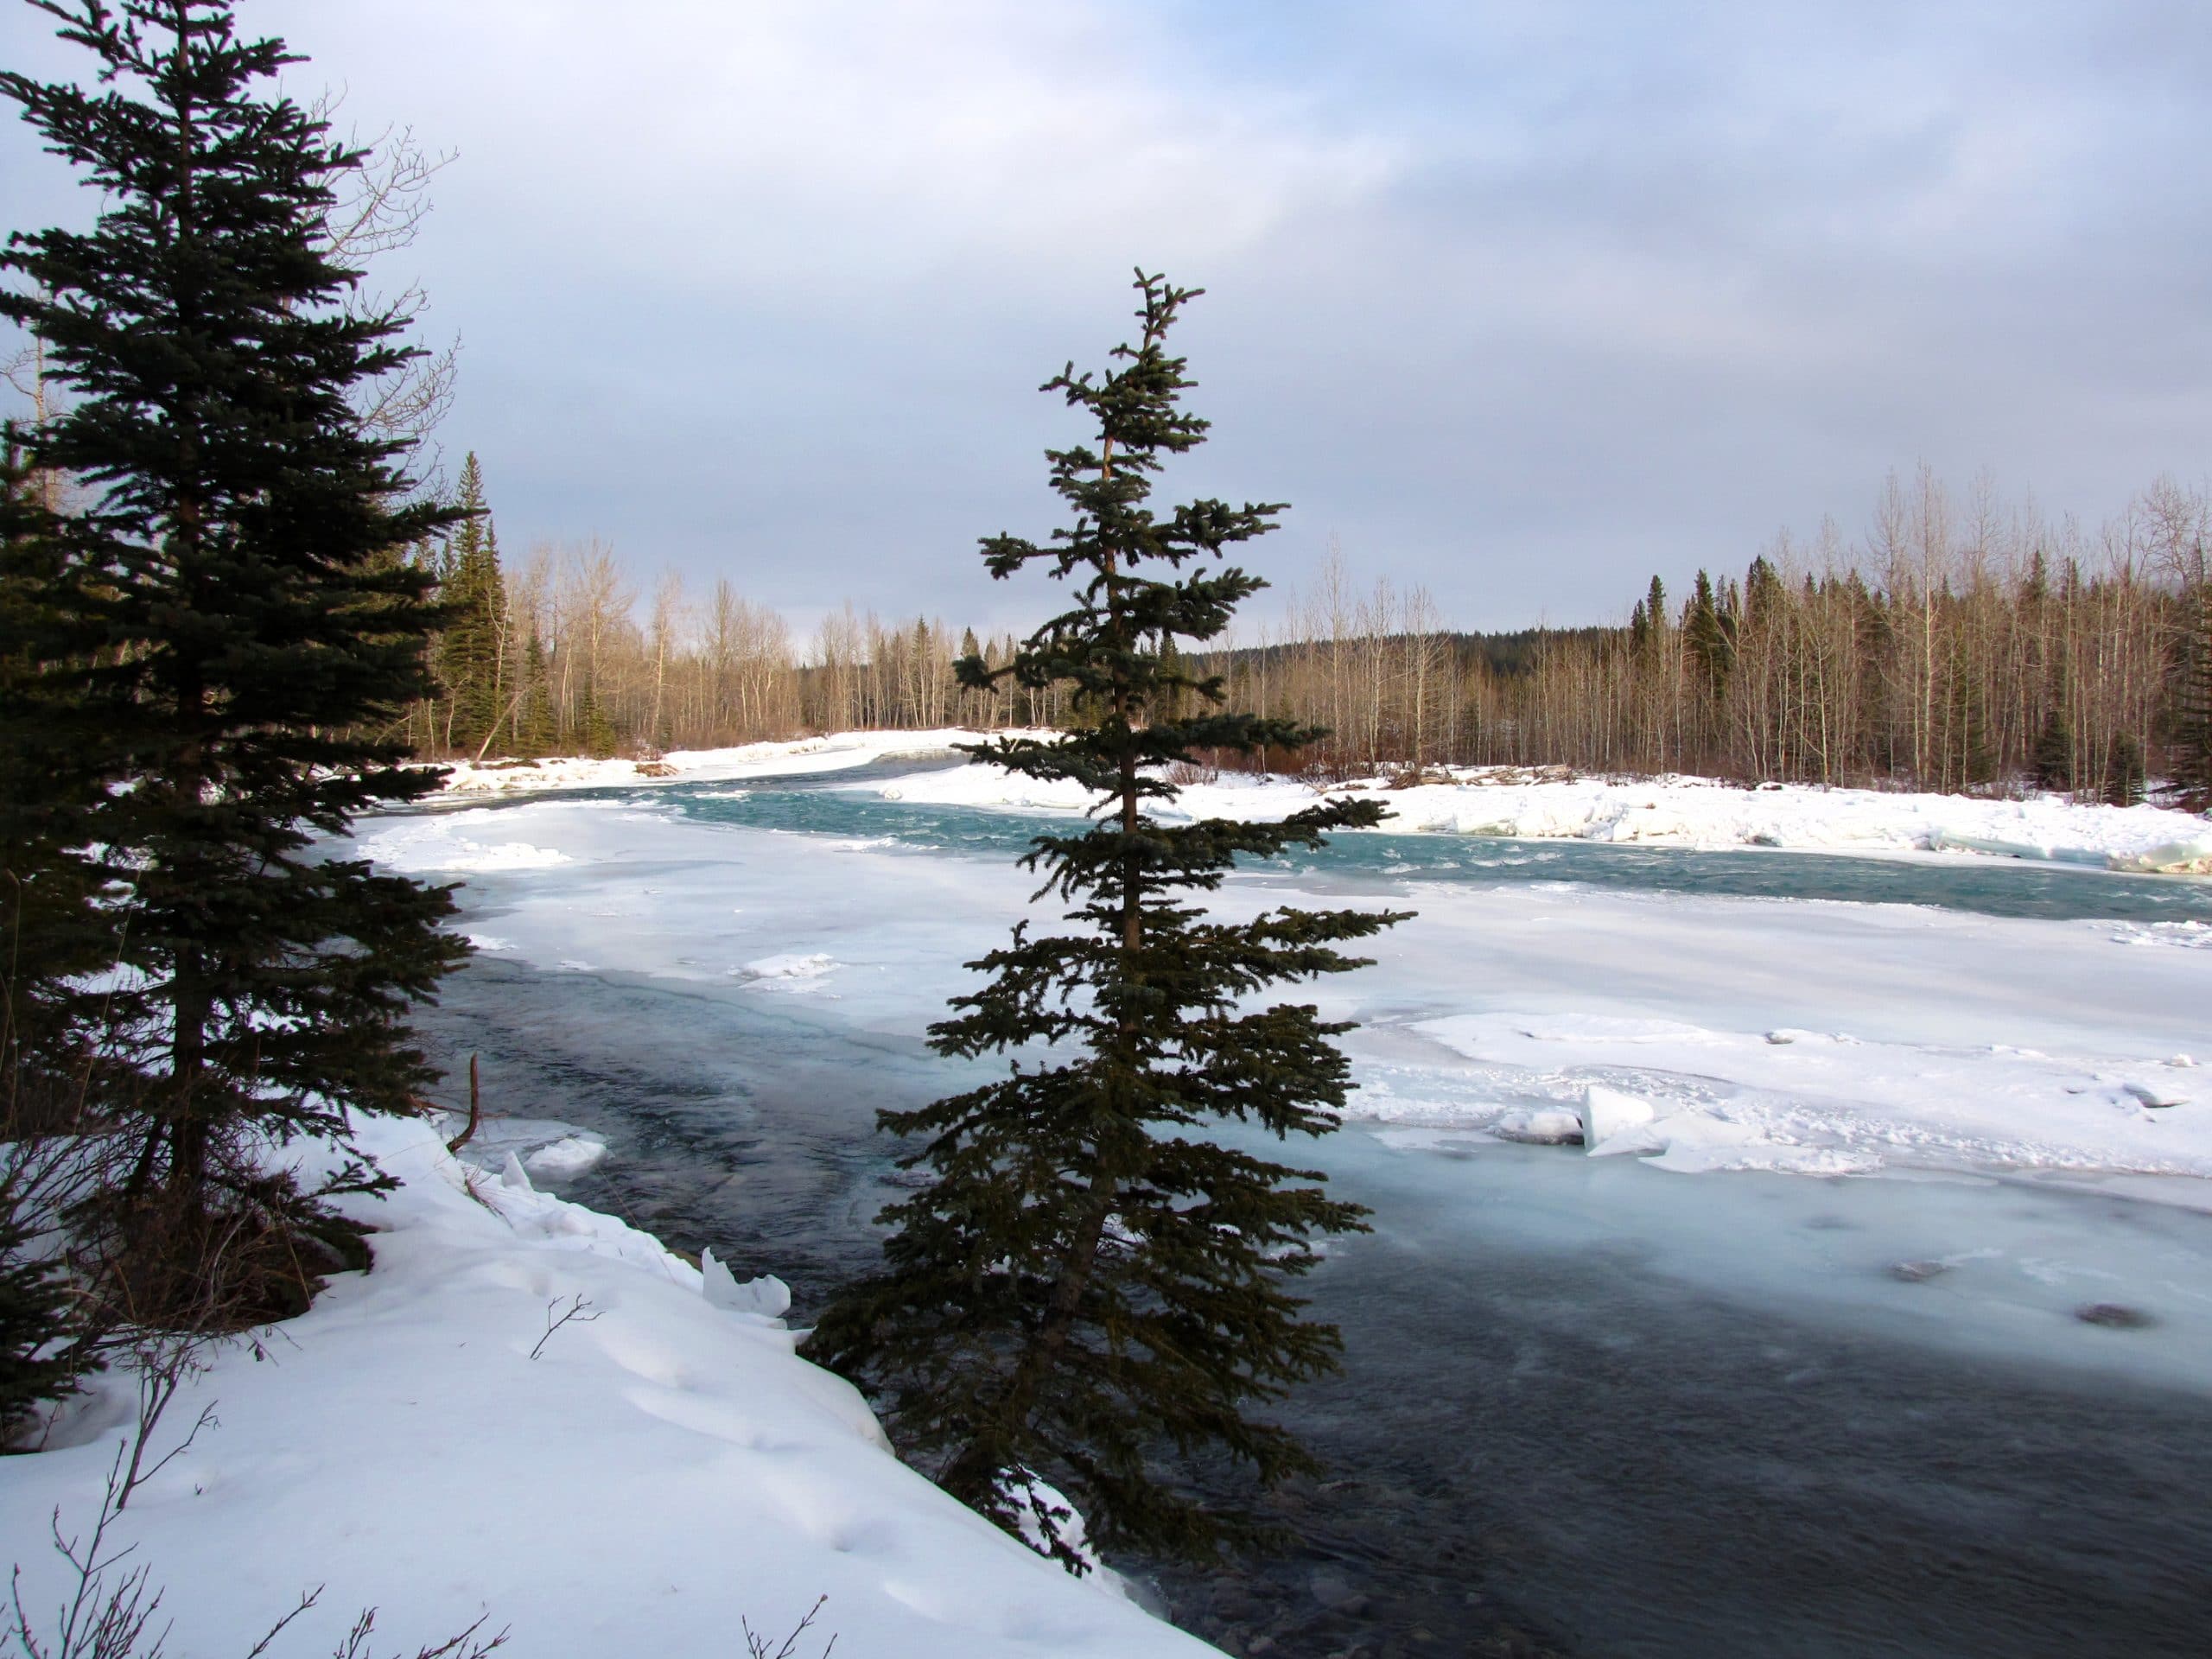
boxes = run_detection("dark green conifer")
[576,671,618,758]
[2033,702,2075,792]
[1684,569,1732,701]
[2,0,467,1309]
[0,1202,83,1442]
[1,431,105,1430]
[2175,584,2212,811]
[1,426,114,1122]
[518,630,556,756]
[435,452,509,757]
[809,273,1406,1570]
[2105,731,2145,808]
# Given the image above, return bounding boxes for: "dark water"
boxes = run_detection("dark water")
[404,763,2212,1656]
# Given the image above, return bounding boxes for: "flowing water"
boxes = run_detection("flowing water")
[399,761,2212,1657]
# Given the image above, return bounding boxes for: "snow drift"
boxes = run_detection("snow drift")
[1,1118,1217,1658]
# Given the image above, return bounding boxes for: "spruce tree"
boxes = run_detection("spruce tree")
[810,273,1406,1570]
[1,426,113,1122]
[0,1202,82,1442]
[1684,569,1732,702]
[2,1,466,1313]
[435,452,509,757]
[518,630,556,757]
[2033,702,2075,792]
[2105,731,2145,808]
[1,431,105,1430]
[2175,583,2212,811]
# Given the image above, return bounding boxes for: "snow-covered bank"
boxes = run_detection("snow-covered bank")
[423,727,2212,874]
[2,1118,1217,1659]
[864,758,2212,874]
[355,792,2212,1195]
[429,728,1044,798]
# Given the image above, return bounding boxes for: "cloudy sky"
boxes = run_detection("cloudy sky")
[6,1,2211,634]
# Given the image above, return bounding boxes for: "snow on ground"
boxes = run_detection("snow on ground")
[428,728,1048,798]
[3,1116,1217,1659]
[365,791,2212,1195]
[38,756,2199,1656]
[861,751,2212,873]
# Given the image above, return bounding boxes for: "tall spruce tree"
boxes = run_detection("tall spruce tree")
[809,273,1406,1570]
[0,430,105,1429]
[2,0,466,1311]
[2176,582,2212,811]
[435,452,509,757]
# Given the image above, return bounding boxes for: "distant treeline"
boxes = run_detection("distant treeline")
[414,461,2212,804]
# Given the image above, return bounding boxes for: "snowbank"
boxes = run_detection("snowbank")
[1349,1008,2212,1184]
[2,1118,1217,1659]
[860,759,2212,874]
[428,729,1047,798]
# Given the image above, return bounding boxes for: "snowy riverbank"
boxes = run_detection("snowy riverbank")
[427,730,2212,874]
[1,1118,1217,1659]
[865,755,2212,874]
[428,728,1039,797]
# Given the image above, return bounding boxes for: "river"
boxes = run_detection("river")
[386,759,2212,1657]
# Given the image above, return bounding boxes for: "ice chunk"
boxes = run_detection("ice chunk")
[732,951,837,986]
[2122,1080,2190,1109]
[500,1151,534,1191]
[2106,836,2212,875]
[1492,1107,1585,1145]
[1580,1084,1656,1151]
[524,1135,609,1178]
[701,1246,793,1319]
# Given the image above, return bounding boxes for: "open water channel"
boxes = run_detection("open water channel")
[396,760,2212,1657]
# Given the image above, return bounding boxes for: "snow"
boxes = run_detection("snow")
[428,729,1051,798]
[363,788,2212,1194]
[857,753,2212,874]
[2,1116,1218,1659]
[1579,1084,1656,1149]
[355,810,573,874]
[523,1133,610,1178]
[1491,1106,1585,1144]
[22,745,2203,1654]
[734,950,840,989]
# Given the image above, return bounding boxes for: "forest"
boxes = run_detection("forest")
[415,458,2212,803]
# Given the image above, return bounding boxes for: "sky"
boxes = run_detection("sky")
[5,1,2212,637]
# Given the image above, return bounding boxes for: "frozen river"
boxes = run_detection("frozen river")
[371,756,2212,1656]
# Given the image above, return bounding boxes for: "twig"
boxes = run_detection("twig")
[526,1294,601,1361]
[239,1586,321,1658]
[741,1596,836,1659]
[444,1057,480,1155]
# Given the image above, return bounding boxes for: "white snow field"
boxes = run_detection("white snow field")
[429,728,1046,798]
[348,787,2212,1389]
[356,790,2212,1191]
[3,1115,1217,1659]
[429,728,2212,872]
[16,755,2210,1656]
[861,748,2212,873]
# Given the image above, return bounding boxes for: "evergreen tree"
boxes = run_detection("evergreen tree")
[518,630,556,756]
[809,273,1406,1570]
[2175,583,2212,811]
[1,430,107,1431]
[575,669,618,758]
[2,1,467,1313]
[2105,731,2145,808]
[1,427,113,1123]
[0,1201,82,1443]
[435,452,508,756]
[2032,702,2075,792]
[1684,569,1732,702]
